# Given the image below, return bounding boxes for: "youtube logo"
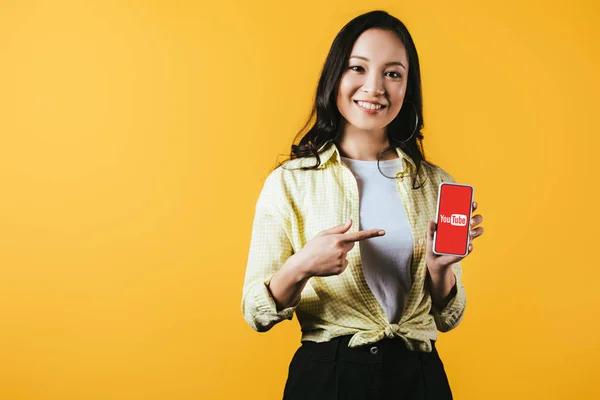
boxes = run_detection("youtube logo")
[440,214,467,227]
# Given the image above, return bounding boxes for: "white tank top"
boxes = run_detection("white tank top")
[341,156,414,324]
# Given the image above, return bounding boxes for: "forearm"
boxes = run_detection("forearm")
[268,254,311,310]
[427,266,457,310]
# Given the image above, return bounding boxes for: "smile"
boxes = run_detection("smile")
[354,100,386,113]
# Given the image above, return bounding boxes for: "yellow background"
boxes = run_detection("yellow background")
[1,0,598,398]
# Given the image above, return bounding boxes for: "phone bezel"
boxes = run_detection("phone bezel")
[432,182,475,257]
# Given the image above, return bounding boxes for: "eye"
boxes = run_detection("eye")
[349,65,364,72]
[385,71,402,79]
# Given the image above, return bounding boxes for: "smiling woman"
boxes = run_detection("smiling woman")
[281,11,427,184]
[241,10,484,400]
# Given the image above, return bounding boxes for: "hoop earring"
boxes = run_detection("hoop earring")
[377,101,421,181]
[396,100,419,144]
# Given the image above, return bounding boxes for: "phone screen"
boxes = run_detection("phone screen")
[433,183,474,256]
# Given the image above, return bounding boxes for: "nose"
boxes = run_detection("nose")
[362,71,385,95]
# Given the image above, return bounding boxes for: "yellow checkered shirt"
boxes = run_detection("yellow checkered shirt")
[241,141,466,352]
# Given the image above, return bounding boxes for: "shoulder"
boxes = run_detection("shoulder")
[268,155,325,186]
[263,158,312,186]
[259,167,286,203]
[419,160,456,185]
[256,162,312,212]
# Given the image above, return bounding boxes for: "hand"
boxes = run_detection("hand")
[294,219,385,278]
[426,201,485,273]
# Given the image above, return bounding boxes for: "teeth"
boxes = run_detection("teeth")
[357,101,383,110]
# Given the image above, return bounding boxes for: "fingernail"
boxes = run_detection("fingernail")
[471,230,476,236]
[378,230,386,236]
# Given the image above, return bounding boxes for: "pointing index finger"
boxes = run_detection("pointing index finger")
[343,229,386,242]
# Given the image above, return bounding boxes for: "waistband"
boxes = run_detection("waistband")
[300,335,437,364]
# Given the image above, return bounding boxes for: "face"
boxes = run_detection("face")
[336,28,409,135]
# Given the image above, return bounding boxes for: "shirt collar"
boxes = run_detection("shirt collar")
[308,140,417,171]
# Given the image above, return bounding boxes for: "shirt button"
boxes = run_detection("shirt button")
[418,239,424,245]
[370,346,379,355]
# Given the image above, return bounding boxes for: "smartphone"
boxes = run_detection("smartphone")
[433,182,475,257]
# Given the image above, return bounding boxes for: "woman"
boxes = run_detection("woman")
[241,10,484,399]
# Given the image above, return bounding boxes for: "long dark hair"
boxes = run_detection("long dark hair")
[278,10,432,189]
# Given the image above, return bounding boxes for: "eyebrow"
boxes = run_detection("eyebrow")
[349,55,406,69]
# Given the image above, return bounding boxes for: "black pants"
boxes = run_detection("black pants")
[283,335,453,400]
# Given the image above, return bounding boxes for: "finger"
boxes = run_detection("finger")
[470,226,484,238]
[470,214,483,227]
[338,258,349,274]
[343,229,385,243]
[320,219,353,236]
[468,243,474,253]
[427,221,436,241]
[342,241,356,252]
[472,201,478,211]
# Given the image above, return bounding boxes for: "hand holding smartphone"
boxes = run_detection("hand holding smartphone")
[433,182,474,257]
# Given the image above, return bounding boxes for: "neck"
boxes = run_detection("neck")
[335,121,398,161]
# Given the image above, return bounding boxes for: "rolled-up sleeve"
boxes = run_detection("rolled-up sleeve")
[432,261,467,332]
[241,182,297,332]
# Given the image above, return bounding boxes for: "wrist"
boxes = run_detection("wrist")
[285,254,313,282]
[426,261,451,278]
[427,263,455,289]
[426,265,457,310]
